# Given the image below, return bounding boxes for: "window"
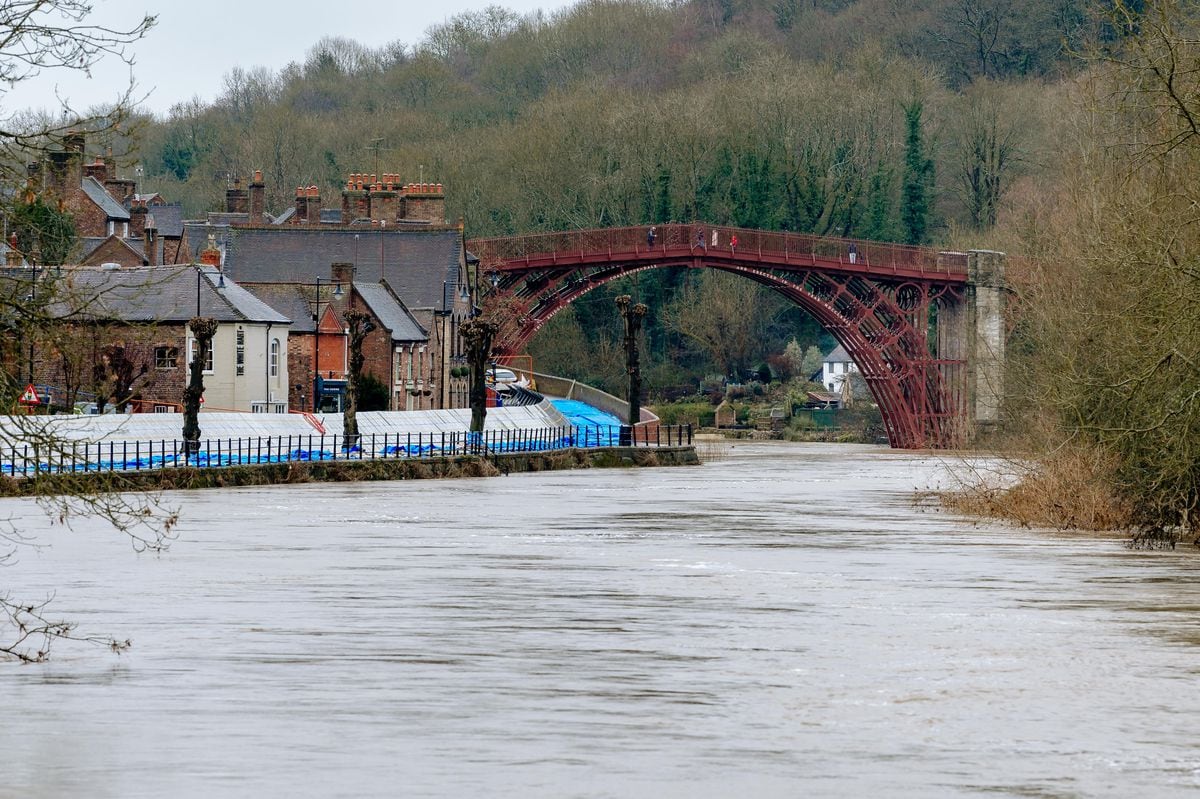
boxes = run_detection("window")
[270,338,280,377]
[187,337,214,373]
[236,328,245,376]
[154,346,178,369]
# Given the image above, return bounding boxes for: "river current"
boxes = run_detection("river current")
[2,442,1199,798]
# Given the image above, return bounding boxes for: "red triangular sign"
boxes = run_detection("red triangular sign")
[19,384,41,404]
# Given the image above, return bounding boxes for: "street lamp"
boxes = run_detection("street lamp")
[312,275,344,411]
[26,261,40,388]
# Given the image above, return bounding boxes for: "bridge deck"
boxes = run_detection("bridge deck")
[469,224,968,282]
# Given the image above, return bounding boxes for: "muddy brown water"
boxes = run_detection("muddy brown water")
[2,442,1199,798]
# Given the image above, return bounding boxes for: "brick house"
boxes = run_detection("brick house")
[239,279,347,412]
[183,170,473,411]
[242,263,432,412]
[22,264,291,412]
[28,132,186,267]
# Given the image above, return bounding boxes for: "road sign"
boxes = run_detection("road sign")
[18,384,41,405]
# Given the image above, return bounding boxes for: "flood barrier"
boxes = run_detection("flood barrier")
[0,424,695,479]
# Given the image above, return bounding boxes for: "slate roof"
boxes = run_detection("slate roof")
[270,207,295,225]
[79,235,172,266]
[205,212,249,226]
[81,177,130,220]
[47,265,291,324]
[79,237,106,260]
[823,343,852,363]
[194,226,463,311]
[241,283,317,333]
[355,282,427,342]
[319,208,342,224]
[146,202,184,237]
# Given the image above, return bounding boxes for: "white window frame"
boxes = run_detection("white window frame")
[187,336,214,374]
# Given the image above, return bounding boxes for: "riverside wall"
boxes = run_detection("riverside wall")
[0,446,699,497]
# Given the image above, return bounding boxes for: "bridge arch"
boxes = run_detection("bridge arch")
[469,224,992,449]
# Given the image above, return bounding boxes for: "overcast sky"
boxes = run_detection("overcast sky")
[3,0,574,118]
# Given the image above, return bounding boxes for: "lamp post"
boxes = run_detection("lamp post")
[616,295,648,439]
[312,275,344,411]
[26,261,39,388]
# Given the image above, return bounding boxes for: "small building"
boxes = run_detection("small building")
[25,264,291,413]
[822,343,858,393]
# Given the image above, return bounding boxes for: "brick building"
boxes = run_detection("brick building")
[185,169,473,412]
[28,132,187,268]
[22,264,291,412]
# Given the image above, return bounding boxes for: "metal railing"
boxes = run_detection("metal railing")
[469,223,969,277]
[0,424,695,479]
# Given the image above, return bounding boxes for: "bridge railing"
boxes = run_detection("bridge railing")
[470,224,969,276]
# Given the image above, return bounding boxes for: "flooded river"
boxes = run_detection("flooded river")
[3,442,1200,798]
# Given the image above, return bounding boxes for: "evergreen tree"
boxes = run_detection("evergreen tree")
[862,164,897,242]
[11,199,77,265]
[900,100,935,245]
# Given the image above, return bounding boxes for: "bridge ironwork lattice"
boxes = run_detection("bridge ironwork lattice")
[468,223,971,449]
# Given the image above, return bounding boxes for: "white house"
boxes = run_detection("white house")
[42,264,293,413]
[822,343,858,393]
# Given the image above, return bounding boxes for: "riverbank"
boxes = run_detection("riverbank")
[0,445,699,497]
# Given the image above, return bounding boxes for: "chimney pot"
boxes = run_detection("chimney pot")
[253,169,263,183]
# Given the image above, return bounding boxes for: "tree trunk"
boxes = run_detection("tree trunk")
[182,317,217,455]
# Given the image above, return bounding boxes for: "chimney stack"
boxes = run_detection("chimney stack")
[331,261,354,288]
[5,232,21,266]
[307,185,322,224]
[129,197,148,238]
[401,180,447,225]
[225,177,248,214]
[47,130,86,200]
[248,169,265,224]
[199,232,221,267]
[143,212,159,266]
[83,156,107,183]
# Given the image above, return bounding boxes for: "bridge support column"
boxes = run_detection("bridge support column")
[967,250,1006,438]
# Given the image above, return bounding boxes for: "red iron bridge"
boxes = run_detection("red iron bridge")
[468,223,1007,450]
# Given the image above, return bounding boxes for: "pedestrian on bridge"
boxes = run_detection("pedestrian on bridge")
[647,226,656,248]
[730,233,738,254]
[695,229,705,251]
[711,229,719,248]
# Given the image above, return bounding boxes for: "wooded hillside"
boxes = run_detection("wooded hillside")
[127,0,1094,391]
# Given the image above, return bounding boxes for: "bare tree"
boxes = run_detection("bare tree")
[0,1,162,662]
